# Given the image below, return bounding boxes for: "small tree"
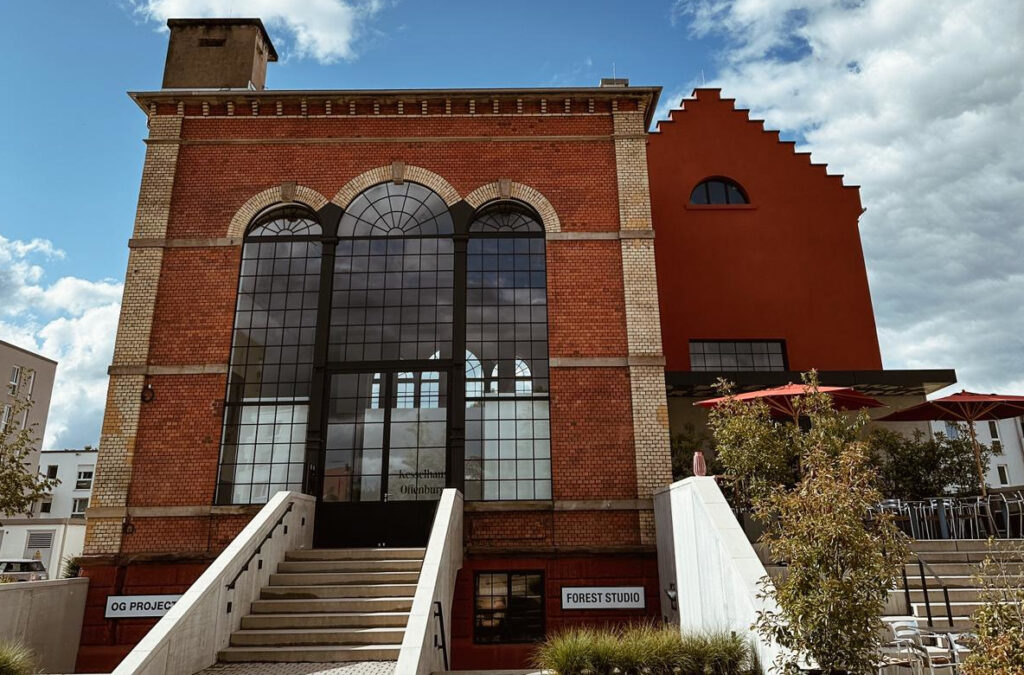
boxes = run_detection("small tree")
[961,539,1024,674]
[868,427,985,500]
[1,387,58,518]
[706,378,799,509]
[709,372,907,674]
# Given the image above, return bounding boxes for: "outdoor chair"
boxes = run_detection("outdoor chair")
[877,639,923,675]
[887,619,959,675]
[879,499,915,538]
[950,498,982,539]
[996,490,1024,538]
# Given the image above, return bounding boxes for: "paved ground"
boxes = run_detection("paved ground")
[195,663,395,675]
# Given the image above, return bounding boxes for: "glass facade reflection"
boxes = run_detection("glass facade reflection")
[217,185,552,504]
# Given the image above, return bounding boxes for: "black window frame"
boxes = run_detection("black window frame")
[689,339,788,372]
[473,570,546,644]
[689,177,750,205]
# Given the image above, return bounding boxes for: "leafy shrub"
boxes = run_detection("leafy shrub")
[868,427,986,499]
[0,642,36,675]
[61,556,81,579]
[532,624,756,674]
[962,539,1024,674]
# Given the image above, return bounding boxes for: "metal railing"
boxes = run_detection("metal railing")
[900,553,954,629]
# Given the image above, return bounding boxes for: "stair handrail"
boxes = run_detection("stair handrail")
[396,488,464,675]
[112,491,314,675]
[225,502,293,591]
[902,551,954,629]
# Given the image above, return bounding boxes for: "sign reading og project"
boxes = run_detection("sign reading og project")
[105,594,182,618]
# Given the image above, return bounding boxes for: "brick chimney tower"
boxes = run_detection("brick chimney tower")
[161,18,278,90]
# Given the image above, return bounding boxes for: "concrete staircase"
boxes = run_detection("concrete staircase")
[762,539,1024,632]
[894,539,1024,631]
[217,547,425,663]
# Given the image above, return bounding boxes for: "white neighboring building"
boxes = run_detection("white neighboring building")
[931,417,1024,489]
[0,447,97,577]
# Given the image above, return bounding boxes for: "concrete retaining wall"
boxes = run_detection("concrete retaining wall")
[0,577,89,673]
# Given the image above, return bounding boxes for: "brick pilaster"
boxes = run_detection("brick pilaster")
[613,110,672,543]
[85,115,182,555]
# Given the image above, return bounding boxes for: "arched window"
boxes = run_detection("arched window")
[465,200,551,501]
[217,204,323,505]
[689,177,749,205]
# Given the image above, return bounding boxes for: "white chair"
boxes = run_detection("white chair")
[887,619,958,675]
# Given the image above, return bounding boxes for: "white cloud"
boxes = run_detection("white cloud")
[671,0,1024,394]
[130,0,388,64]
[0,235,121,450]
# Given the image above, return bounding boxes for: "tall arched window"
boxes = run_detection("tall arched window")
[217,205,323,504]
[323,182,454,504]
[464,200,551,500]
[689,177,749,205]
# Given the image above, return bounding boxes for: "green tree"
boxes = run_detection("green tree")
[868,426,986,500]
[1,385,58,518]
[709,372,907,673]
[962,540,1024,675]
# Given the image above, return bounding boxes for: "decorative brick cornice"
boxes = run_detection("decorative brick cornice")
[129,86,661,128]
[107,364,228,376]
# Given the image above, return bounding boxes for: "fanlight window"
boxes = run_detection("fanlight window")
[689,177,749,205]
[247,206,323,236]
[339,182,453,237]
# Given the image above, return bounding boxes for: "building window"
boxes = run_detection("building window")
[25,371,34,397]
[71,498,89,518]
[0,404,11,434]
[988,420,1003,454]
[217,205,323,505]
[474,571,545,644]
[689,177,749,205]
[465,201,551,501]
[943,421,962,440]
[39,501,52,514]
[8,365,21,396]
[689,340,786,372]
[997,464,1010,486]
[45,465,58,480]
[75,466,94,490]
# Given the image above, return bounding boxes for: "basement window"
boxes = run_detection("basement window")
[474,571,545,644]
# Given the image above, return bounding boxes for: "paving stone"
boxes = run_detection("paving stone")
[194,661,396,675]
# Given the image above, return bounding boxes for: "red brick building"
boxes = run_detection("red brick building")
[78,19,953,671]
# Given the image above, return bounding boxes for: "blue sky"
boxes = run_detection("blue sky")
[1,1,1021,449]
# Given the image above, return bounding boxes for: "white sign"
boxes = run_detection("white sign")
[561,586,646,610]
[105,594,182,618]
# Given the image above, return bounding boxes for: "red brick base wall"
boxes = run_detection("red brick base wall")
[450,553,660,670]
[76,561,210,673]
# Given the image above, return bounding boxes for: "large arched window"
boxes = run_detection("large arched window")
[217,205,323,505]
[689,177,749,205]
[464,200,551,501]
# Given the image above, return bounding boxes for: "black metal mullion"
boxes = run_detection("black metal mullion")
[380,372,395,502]
[448,201,473,492]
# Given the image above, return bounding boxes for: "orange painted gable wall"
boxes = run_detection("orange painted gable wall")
[647,88,883,372]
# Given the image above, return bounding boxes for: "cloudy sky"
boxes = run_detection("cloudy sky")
[0,0,1021,449]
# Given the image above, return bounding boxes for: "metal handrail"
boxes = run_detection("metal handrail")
[432,600,449,670]
[226,502,294,591]
[902,552,954,629]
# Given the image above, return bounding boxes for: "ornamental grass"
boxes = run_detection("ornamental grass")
[532,623,757,674]
[0,642,36,675]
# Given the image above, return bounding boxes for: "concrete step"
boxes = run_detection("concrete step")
[910,539,1024,553]
[903,562,1021,575]
[912,550,1024,563]
[911,601,1008,618]
[261,584,418,600]
[250,597,414,614]
[901,574,997,588]
[882,615,976,631]
[277,559,422,573]
[241,611,410,630]
[217,645,400,663]
[269,571,420,586]
[230,627,406,647]
[285,548,425,562]
[893,588,986,603]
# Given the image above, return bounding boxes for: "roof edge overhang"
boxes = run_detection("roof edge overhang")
[128,86,662,128]
[666,369,958,398]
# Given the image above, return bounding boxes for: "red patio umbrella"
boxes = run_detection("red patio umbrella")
[879,391,1024,496]
[694,383,885,422]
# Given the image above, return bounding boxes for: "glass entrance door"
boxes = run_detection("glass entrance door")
[314,370,447,546]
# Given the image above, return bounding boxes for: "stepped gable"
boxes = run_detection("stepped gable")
[654,88,859,199]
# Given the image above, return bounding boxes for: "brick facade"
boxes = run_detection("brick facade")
[80,85,670,671]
